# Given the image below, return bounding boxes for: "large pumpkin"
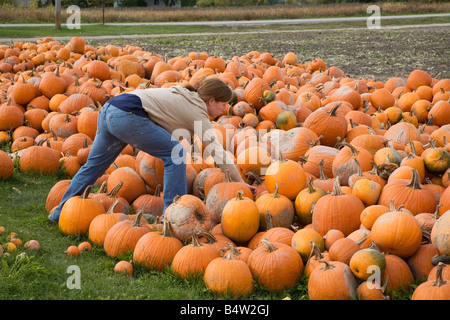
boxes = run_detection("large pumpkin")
[103,209,153,258]
[221,190,260,243]
[165,194,212,242]
[264,154,306,201]
[303,102,348,147]
[247,238,303,293]
[371,205,422,258]
[133,220,183,271]
[378,169,437,216]
[312,177,365,237]
[58,185,106,236]
[308,260,358,300]
[203,245,254,298]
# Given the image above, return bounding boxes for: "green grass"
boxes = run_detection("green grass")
[0,16,449,40]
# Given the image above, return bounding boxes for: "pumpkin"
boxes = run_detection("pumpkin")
[92,181,131,214]
[276,126,320,162]
[407,244,440,282]
[19,143,61,174]
[255,184,295,230]
[356,279,390,300]
[411,262,450,300]
[165,194,212,243]
[131,184,164,218]
[378,169,437,216]
[312,176,365,237]
[264,153,306,201]
[308,260,358,300]
[332,142,374,186]
[291,228,325,261]
[114,260,133,275]
[106,167,147,204]
[103,209,152,258]
[294,177,326,227]
[360,204,390,230]
[58,185,106,236]
[0,101,24,131]
[371,204,423,258]
[430,209,450,256]
[88,200,124,247]
[204,244,254,298]
[205,170,253,225]
[303,241,330,278]
[133,219,183,271]
[171,232,220,279]
[349,246,387,281]
[303,102,348,147]
[421,139,450,174]
[247,238,303,292]
[0,150,14,180]
[221,190,260,243]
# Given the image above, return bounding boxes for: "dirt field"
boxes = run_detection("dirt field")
[89,24,449,81]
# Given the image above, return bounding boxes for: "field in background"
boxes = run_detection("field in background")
[0,2,450,24]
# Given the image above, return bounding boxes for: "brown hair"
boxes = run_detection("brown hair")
[184,77,232,103]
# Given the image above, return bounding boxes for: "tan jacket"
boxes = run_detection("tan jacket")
[130,85,242,182]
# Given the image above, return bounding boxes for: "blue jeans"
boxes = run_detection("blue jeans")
[48,103,187,222]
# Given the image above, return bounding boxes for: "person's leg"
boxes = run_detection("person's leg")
[107,110,187,214]
[49,103,127,222]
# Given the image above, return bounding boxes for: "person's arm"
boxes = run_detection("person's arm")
[200,119,257,196]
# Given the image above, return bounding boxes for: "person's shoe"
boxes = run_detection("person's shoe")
[48,213,58,224]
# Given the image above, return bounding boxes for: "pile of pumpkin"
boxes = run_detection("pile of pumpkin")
[0,36,449,300]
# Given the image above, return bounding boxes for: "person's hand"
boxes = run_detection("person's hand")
[248,184,258,199]
[239,178,257,199]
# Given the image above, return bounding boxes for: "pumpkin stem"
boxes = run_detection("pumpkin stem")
[221,242,241,260]
[80,185,93,199]
[272,184,280,198]
[154,184,161,197]
[189,232,203,247]
[406,169,422,190]
[235,190,244,201]
[331,176,344,196]
[340,141,359,156]
[264,210,273,231]
[432,204,442,219]
[106,199,120,214]
[260,238,277,253]
[319,259,335,270]
[307,240,323,262]
[308,135,323,149]
[433,263,447,287]
[306,176,316,194]
[317,159,328,180]
[98,181,108,194]
[327,102,342,116]
[161,219,174,238]
[131,209,144,227]
[107,181,123,198]
[354,158,363,177]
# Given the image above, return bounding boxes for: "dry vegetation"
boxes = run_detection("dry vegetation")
[1,2,450,24]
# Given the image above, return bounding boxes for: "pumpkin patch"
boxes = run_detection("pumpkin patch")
[0,35,449,301]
